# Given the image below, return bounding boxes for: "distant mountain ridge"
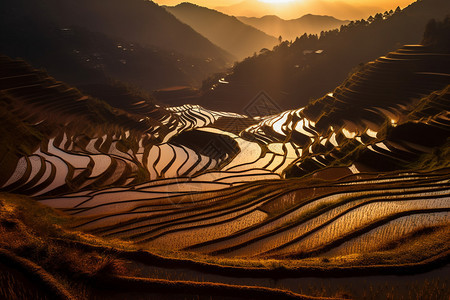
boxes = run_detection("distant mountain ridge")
[238,14,349,41]
[214,0,384,21]
[165,2,278,60]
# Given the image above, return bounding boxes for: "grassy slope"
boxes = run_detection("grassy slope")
[0,193,133,299]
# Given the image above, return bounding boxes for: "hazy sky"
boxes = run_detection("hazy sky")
[153,0,416,20]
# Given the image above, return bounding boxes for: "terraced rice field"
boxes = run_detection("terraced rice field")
[100,171,445,259]
[2,45,449,196]
[1,44,449,269]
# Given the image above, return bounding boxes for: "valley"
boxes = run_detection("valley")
[0,0,448,299]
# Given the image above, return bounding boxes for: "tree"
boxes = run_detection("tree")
[422,17,450,50]
[374,13,383,22]
[423,18,438,45]
[299,33,308,42]
[278,35,282,44]
[320,31,325,39]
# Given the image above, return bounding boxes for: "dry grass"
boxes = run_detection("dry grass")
[0,192,135,298]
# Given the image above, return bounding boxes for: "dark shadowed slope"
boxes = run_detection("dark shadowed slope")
[165,3,278,61]
[198,0,450,113]
[0,0,234,92]
[237,14,348,42]
[0,19,221,91]
[44,0,233,62]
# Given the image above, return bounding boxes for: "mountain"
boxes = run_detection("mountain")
[238,14,349,41]
[196,0,450,113]
[165,3,278,60]
[0,17,449,300]
[0,19,226,92]
[47,0,234,62]
[0,0,234,92]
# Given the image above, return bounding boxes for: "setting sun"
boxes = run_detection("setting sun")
[259,0,297,3]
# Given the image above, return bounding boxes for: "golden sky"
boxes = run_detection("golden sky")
[153,0,416,20]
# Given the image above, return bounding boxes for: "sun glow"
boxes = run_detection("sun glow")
[259,0,297,3]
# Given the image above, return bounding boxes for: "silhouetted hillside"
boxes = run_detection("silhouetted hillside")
[238,14,348,42]
[199,0,450,113]
[166,3,278,60]
[0,0,235,93]
[0,20,222,91]
[30,0,233,62]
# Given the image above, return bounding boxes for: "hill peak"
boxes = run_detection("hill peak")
[298,13,343,21]
[174,2,202,9]
[166,3,277,60]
